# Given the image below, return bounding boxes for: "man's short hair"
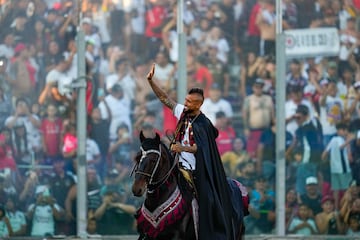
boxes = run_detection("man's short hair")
[335,122,348,131]
[296,104,309,116]
[188,88,204,100]
[111,84,123,93]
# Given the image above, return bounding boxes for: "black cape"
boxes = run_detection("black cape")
[192,113,236,240]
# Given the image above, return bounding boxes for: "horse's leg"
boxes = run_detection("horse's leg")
[177,212,196,240]
[236,222,245,240]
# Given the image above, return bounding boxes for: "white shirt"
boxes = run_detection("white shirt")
[64,52,78,80]
[0,220,9,237]
[6,211,26,233]
[174,104,196,170]
[285,99,315,136]
[288,217,317,235]
[105,73,136,101]
[154,63,174,88]
[28,203,60,236]
[86,138,100,163]
[92,10,111,44]
[319,95,344,135]
[98,94,131,140]
[5,115,41,149]
[201,98,233,125]
[130,0,145,34]
[326,135,351,174]
[0,44,14,58]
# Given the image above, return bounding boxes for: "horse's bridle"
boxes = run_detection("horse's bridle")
[132,144,178,191]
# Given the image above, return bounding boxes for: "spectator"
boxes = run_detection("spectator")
[299,176,323,217]
[346,212,360,236]
[40,103,63,165]
[43,40,63,73]
[221,137,250,179]
[239,52,264,98]
[85,134,101,168]
[203,26,230,64]
[94,190,137,235]
[201,83,233,125]
[256,121,293,184]
[9,43,36,101]
[128,0,146,59]
[27,186,63,237]
[0,33,15,59]
[339,180,360,223]
[49,159,74,209]
[6,11,29,45]
[282,0,298,29]
[286,59,308,92]
[61,121,77,173]
[190,55,214,98]
[319,81,345,146]
[287,203,317,235]
[86,217,101,237]
[285,188,299,230]
[256,0,275,57]
[105,58,136,102]
[290,105,323,196]
[191,17,212,53]
[0,203,12,237]
[246,175,275,234]
[345,81,360,122]
[315,195,345,235]
[0,56,14,101]
[89,107,110,179]
[214,111,236,156]
[42,9,61,44]
[144,0,167,61]
[285,85,316,136]
[0,133,16,171]
[246,0,262,54]
[206,45,231,96]
[321,122,354,210]
[153,51,175,90]
[242,78,274,158]
[108,122,132,167]
[98,84,132,141]
[4,195,27,237]
[86,166,102,216]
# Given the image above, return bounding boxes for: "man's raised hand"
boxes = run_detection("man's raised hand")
[147,63,155,81]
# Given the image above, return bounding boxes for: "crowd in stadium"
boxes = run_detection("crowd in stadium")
[0,0,360,237]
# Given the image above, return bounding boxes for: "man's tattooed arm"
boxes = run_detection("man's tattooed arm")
[147,63,177,110]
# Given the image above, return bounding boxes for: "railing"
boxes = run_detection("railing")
[3,235,360,240]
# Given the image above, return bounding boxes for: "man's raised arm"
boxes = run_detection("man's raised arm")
[147,63,177,110]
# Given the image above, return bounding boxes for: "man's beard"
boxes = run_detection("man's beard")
[183,107,196,116]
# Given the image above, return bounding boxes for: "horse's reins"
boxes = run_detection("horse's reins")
[133,144,178,191]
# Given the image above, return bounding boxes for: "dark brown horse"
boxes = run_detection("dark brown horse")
[132,132,247,240]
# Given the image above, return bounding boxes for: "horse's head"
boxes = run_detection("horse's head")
[131,131,173,197]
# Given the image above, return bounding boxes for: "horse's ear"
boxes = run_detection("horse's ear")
[140,130,145,143]
[155,133,160,143]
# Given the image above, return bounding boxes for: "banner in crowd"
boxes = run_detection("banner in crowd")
[284,28,340,58]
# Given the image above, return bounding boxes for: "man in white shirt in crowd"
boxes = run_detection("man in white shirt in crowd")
[201,83,233,125]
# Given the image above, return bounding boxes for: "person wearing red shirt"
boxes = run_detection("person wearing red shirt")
[144,1,167,60]
[163,88,178,135]
[247,0,262,54]
[41,103,63,165]
[215,111,236,156]
[192,55,213,98]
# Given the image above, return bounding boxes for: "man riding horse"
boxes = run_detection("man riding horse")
[146,64,238,239]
